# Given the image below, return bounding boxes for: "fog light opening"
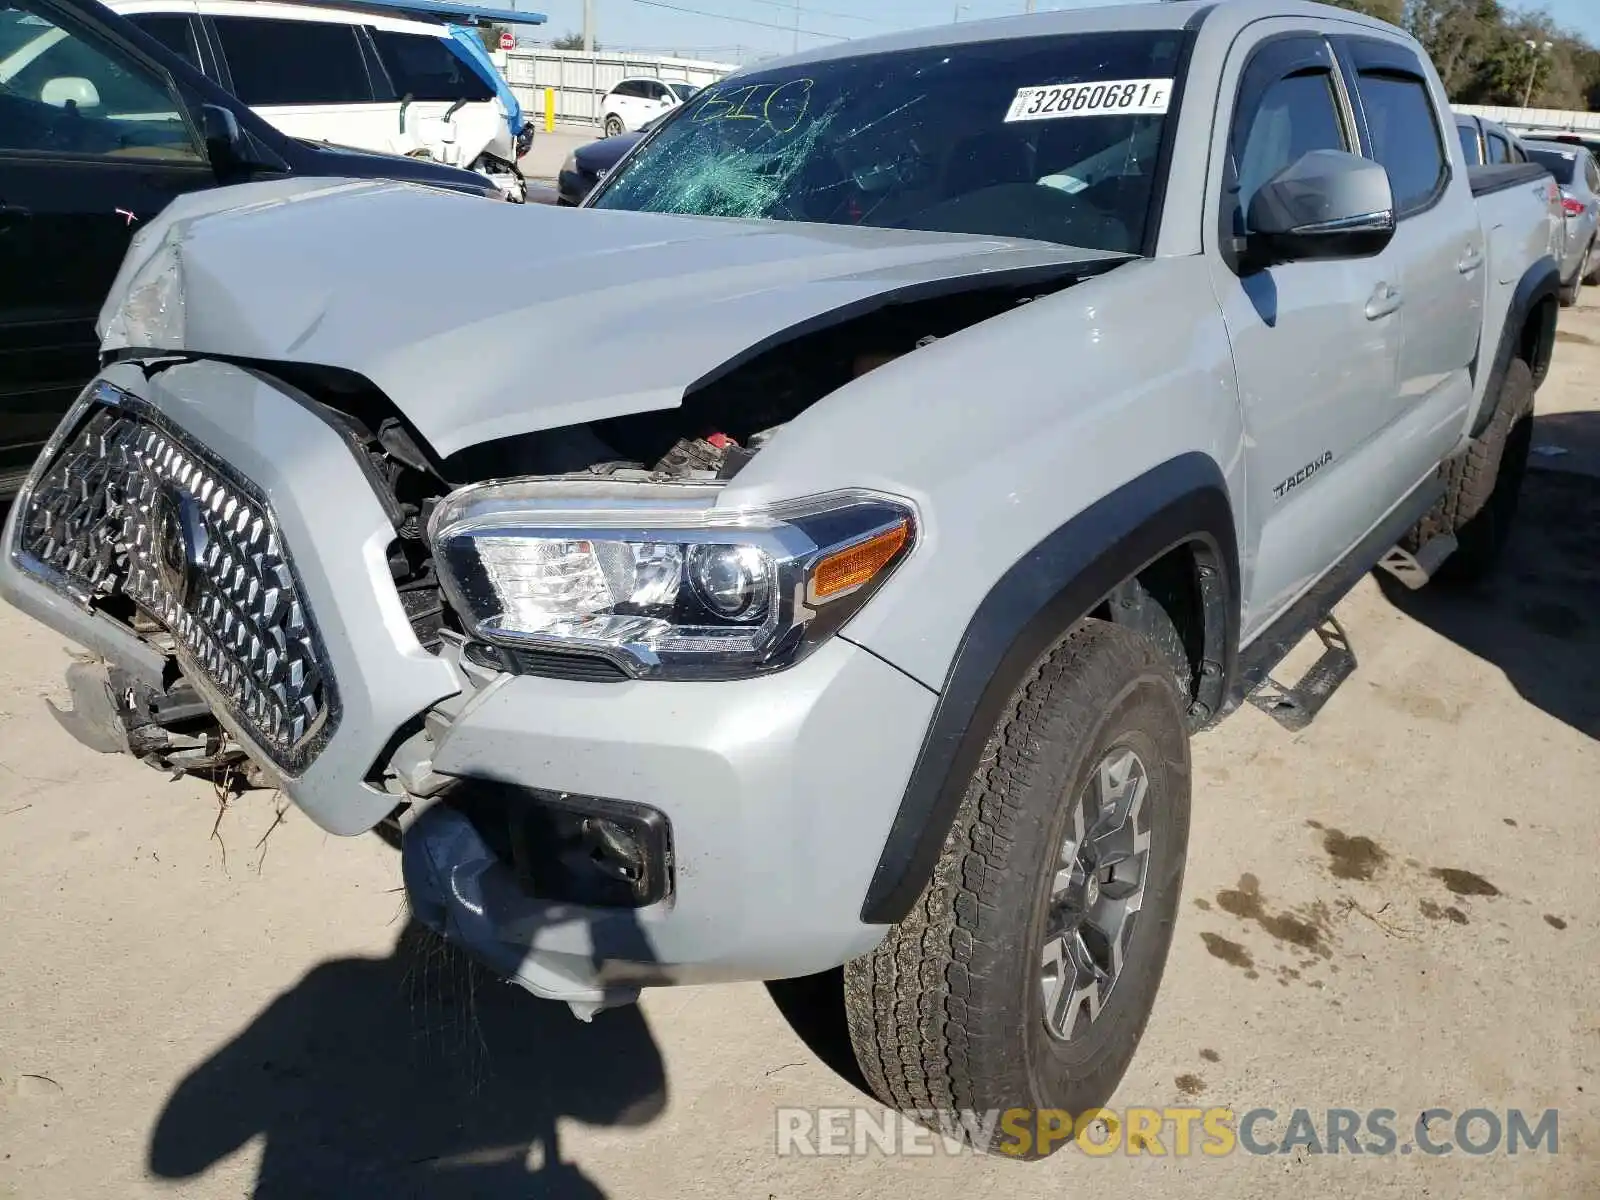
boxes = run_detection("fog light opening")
[447,780,674,909]
[583,817,647,885]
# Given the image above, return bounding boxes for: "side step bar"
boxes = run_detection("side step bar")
[1221,476,1446,728]
[1247,617,1355,731]
[1377,534,1459,591]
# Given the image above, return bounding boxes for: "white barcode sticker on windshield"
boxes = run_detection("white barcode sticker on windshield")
[1004,78,1174,122]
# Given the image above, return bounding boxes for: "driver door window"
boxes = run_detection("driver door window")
[0,1,202,159]
[1233,68,1347,221]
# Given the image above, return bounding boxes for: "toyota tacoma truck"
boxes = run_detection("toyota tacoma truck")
[0,0,1561,1157]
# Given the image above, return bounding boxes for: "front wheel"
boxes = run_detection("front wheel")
[843,620,1191,1160]
[603,114,625,137]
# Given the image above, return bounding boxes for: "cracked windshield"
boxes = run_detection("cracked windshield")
[591,31,1186,255]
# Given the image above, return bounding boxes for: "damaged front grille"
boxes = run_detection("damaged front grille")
[15,389,337,771]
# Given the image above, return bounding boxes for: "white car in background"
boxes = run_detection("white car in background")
[106,0,526,198]
[600,75,695,136]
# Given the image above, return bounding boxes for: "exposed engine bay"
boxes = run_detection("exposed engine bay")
[88,271,1093,785]
[239,275,1081,651]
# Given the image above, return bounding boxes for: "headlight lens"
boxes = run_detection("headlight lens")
[687,543,772,620]
[429,481,915,679]
[560,150,577,175]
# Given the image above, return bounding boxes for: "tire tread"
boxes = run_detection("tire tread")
[844,621,1183,1131]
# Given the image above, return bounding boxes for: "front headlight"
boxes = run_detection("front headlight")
[560,150,578,175]
[428,480,915,679]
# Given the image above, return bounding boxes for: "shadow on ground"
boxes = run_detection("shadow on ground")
[765,968,871,1097]
[1380,449,1600,740]
[148,923,667,1199]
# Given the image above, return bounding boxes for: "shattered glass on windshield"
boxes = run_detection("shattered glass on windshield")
[590,31,1186,255]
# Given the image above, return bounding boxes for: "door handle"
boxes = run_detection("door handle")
[1458,248,1484,275]
[0,203,30,233]
[1365,282,1403,320]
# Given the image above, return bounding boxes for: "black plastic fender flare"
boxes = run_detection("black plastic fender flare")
[1473,255,1559,437]
[859,452,1240,925]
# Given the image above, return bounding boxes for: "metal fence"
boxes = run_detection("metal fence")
[503,48,735,126]
[1454,104,1600,134]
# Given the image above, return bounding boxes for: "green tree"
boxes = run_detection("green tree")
[1408,0,1506,97]
[552,31,598,51]
[1324,0,1404,25]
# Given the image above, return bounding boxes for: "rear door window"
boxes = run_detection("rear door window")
[1486,132,1509,163]
[1350,65,1447,214]
[125,12,201,70]
[211,16,374,105]
[369,28,490,102]
[1455,122,1481,166]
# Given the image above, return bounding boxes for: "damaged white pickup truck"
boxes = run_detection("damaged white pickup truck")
[1,0,1562,1156]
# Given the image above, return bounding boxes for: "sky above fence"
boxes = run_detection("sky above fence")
[514,0,1600,63]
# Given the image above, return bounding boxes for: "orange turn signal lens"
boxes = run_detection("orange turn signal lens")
[811,520,910,600]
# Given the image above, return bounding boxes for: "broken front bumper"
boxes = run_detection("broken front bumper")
[0,361,936,1011]
[0,361,461,835]
[402,632,933,1011]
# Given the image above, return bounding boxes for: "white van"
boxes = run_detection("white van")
[106,0,525,198]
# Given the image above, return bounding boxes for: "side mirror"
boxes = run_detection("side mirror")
[1243,149,1396,270]
[202,102,247,178]
[40,76,100,109]
[200,102,288,180]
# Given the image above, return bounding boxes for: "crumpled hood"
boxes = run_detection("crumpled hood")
[100,177,1124,457]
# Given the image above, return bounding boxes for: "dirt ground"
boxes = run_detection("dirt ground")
[2,302,1599,1199]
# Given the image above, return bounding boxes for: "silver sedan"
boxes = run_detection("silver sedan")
[1525,138,1600,304]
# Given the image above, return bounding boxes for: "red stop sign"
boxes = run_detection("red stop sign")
[499,30,514,50]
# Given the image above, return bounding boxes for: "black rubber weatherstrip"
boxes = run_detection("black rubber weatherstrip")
[860,452,1238,925]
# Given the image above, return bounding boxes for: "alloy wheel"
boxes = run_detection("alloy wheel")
[1039,745,1153,1041]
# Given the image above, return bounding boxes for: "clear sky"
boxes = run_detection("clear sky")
[508,0,1600,65]
[1534,0,1600,41]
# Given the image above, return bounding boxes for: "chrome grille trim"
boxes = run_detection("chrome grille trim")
[12,383,338,771]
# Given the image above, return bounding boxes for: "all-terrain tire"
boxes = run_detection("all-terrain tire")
[842,620,1191,1160]
[1404,358,1535,583]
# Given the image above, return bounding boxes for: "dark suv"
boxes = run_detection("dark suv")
[0,0,500,494]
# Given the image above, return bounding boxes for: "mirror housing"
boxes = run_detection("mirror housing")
[1243,150,1397,270]
[201,102,285,181]
[202,102,248,179]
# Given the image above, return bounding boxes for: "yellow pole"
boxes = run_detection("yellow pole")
[545,86,556,133]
